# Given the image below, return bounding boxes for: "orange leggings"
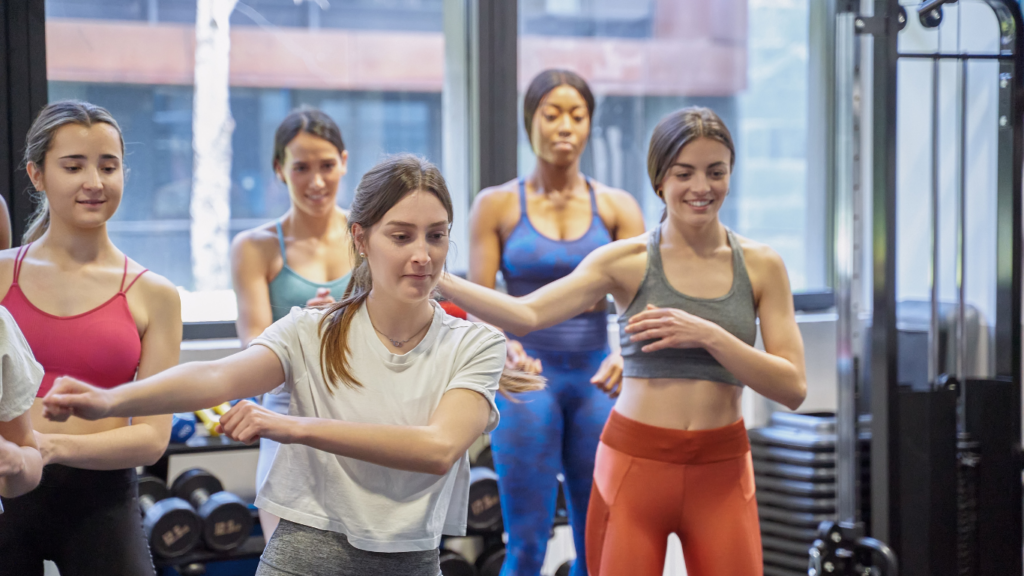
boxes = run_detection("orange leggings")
[585,410,762,576]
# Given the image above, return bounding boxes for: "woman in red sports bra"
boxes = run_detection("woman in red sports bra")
[0,101,182,576]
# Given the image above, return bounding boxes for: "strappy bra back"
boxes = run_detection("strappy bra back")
[1,244,147,397]
[268,220,352,322]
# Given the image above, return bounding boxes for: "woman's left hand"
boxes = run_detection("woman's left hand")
[624,304,719,353]
[216,400,295,445]
[590,353,624,398]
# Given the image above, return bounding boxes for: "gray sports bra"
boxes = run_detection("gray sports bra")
[618,226,757,387]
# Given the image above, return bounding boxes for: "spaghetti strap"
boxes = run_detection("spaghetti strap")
[275,221,288,266]
[12,244,31,285]
[517,178,529,215]
[585,176,599,213]
[118,256,130,292]
[122,269,148,294]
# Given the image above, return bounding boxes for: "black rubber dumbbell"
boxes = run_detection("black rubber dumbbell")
[138,474,203,558]
[171,469,254,552]
[467,467,502,534]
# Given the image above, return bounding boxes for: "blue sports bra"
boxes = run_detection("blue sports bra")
[499,178,613,352]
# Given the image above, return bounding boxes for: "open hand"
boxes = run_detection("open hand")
[505,339,542,374]
[41,376,113,422]
[590,353,624,398]
[216,400,294,445]
[306,288,336,308]
[624,304,718,353]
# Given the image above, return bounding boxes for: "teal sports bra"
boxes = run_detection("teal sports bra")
[268,220,352,322]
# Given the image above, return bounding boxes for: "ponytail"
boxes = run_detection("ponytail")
[22,195,51,243]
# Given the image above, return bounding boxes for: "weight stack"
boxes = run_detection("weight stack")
[749,412,871,576]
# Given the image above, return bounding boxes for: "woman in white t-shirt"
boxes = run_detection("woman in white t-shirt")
[40,154,543,576]
[0,306,46,501]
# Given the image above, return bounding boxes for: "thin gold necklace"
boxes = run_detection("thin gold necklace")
[371,315,432,348]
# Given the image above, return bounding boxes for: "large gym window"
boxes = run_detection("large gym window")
[43,0,448,322]
[517,0,825,292]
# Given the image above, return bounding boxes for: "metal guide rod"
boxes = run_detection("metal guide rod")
[955,56,968,418]
[834,7,859,525]
[929,57,940,388]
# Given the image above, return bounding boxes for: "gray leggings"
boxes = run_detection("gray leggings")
[256,519,441,576]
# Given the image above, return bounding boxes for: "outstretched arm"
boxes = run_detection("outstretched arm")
[42,345,286,423]
[220,388,491,476]
[441,245,618,337]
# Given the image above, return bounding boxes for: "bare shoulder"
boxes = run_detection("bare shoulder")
[591,180,641,209]
[0,248,21,296]
[735,234,786,272]
[472,179,520,211]
[128,267,181,310]
[230,222,280,266]
[592,232,650,265]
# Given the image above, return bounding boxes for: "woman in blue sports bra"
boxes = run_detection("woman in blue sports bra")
[468,69,645,576]
[230,108,354,541]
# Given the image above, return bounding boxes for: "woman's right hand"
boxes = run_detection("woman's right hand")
[305,288,336,308]
[506,339,542,374]
[41,376,114,422]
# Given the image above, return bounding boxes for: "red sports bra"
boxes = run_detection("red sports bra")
[1,244,147,397]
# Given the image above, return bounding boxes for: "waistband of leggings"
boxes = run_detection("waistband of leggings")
[38,464,137,489]
[599,409,750,465]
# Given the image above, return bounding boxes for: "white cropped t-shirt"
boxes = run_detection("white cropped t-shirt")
[0,306,44,422]
[251,301,504,552]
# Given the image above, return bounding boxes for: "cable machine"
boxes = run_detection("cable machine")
[811,1,1023,574]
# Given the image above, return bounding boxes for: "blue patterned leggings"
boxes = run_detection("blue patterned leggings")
[491,346,614,576]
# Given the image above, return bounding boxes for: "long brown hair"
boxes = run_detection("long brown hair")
[317,155,544,397]
[22,100,126,243]
[647,107,735,221]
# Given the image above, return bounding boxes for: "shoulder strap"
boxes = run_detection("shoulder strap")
[584,176,599,213]
[118,256,130,292]
[517,178,528,214]
[647,225,664,272]
[11,243,31,285]
[275,220,288,266]
[726,228,751,280]
[123,269,148,295]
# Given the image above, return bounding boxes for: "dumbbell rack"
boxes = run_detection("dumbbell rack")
[750,412,871,576]
[144,436,263,575]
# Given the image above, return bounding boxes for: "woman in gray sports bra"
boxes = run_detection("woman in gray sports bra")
[230,108,355,541]
[441,107,807,576]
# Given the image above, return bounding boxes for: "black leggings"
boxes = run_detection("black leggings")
[0,464,155,576]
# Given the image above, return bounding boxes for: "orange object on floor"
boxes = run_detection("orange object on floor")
[585,410,762,576]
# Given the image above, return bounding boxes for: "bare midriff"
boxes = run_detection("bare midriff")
[613,377,743,431]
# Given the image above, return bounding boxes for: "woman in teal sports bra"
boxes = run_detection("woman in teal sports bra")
[230,108,355,541]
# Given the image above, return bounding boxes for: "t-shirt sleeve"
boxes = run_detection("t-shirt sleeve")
[445,327,506,433]
[0,307,44,422]
[250,307,306,395]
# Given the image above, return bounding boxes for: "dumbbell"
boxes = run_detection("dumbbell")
[171,413,197,444]
[467,467,502,534]
[475,545,505,576]
[172,468,254,552]
[472,444,493,471]
[138,474,202,558]
[439,550,476,576]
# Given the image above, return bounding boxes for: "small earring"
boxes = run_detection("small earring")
[359,252,366,258]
